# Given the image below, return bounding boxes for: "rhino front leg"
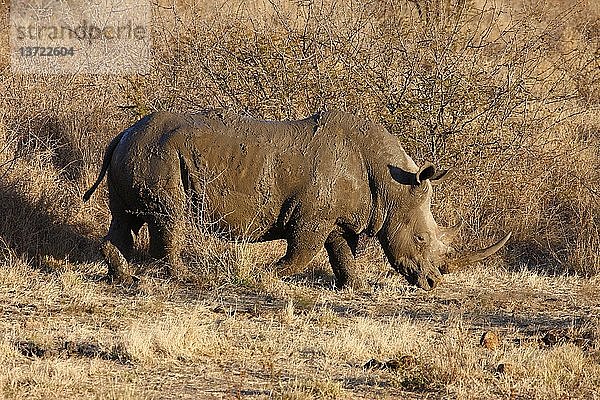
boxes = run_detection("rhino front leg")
[325,230,363,290]
[275,223,331,277]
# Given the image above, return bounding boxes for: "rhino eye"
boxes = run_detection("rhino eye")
[414,234,427,244]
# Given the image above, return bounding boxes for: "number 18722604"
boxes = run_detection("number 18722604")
[19,47,75,57]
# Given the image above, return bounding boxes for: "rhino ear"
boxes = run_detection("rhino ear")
[415,162,436,184]
[388,165,417,185]
[430,168,452,186]
[388,162,439,186]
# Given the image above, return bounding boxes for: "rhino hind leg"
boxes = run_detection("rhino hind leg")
[325,231,363,290]
[102,213,142,285]
[147,218,189,280]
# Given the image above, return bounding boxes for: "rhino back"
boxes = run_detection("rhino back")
[109,110,377,240]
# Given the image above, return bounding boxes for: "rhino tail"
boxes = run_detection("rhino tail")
[82,130,127,202]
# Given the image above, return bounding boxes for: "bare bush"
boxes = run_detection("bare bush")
[1,2,600,397]
[0,0,598,277]
[137,0,599,275]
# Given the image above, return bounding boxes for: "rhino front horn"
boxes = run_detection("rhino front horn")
[440,232,512,274]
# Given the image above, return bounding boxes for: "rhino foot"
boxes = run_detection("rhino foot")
[335,274,366,291]
[167,266,195,283]
[156,256,195,283]
[101,241,135,286]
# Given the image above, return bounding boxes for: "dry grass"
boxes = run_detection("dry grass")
[0,254,598,399]
[0,0,599,398]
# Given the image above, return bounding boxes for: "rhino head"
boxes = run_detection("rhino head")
[377,162,510,291]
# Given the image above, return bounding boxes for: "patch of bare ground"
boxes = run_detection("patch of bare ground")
[0,247,598,399]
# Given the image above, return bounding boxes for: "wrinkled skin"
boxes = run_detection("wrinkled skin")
[84,110,496,290]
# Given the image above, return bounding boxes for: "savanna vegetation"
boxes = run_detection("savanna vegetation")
[0,0,598,398]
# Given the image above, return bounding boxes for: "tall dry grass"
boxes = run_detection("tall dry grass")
[1,2,599,397]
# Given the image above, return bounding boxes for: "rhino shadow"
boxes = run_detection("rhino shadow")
[14,116,85,182]
[0,182,101,271]
[399,306,587,333]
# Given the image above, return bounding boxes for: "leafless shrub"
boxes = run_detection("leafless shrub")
[142,0,599,274]
[0,0,598,277]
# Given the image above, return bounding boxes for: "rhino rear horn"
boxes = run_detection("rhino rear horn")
[441,232,512,274]
[438,220,463,242]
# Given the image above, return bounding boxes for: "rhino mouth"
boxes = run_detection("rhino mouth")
[393,260,442,291]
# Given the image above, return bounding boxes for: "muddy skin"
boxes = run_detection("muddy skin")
[84,110,508,289]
